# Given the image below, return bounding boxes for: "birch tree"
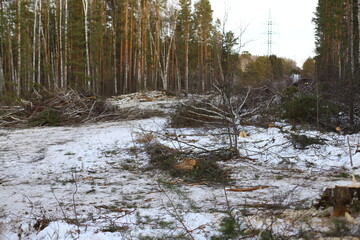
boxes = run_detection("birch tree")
[0,0,247,98]
[64,0,68,88]
[82,0,90,88]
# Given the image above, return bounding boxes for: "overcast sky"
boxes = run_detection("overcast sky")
[209,0,318,67]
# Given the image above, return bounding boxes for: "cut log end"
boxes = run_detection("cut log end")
[316,185,360,217]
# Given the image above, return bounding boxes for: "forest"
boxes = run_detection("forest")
[0,0,358,129]
[1,0,360,239]
[0,0,302,98]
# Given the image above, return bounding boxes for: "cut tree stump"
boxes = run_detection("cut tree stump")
[316,185,360,216]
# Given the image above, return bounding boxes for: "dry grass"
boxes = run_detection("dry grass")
[135,133,154,144]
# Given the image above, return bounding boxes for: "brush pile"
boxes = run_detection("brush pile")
[0,89,165,127]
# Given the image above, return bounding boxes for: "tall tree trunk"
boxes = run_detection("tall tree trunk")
[204,32,209,91]
[55,0,60,89]
[349,0,359,124]
[0,0,3,96]
[352,0,359,72]
[136,0,142,90]
[154,0,161,90]
[199,30,204,92]
[0,45,3,96]
[101,0,106,95]
[129,3,134,92]
[42,2,51,89]
[59,0,64,88]
[32,0,38,89]
[347,0,354,124]
[173,33,181,92]
[184,20,189,92]
[16,0,21,95]
[142,0,148,90]
[64,0,68,88]
[82,0,91,90]
[124,0,129,93]
[8,24,15,91]
[37,0,42,86]
[111,1,118,95]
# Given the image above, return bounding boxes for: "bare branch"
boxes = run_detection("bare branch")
[236,87,251,113]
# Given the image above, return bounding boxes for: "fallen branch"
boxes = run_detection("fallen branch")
[138,128,211,152]
[226,186,270,192]
[158,184,196,240]
[347,136,353,167]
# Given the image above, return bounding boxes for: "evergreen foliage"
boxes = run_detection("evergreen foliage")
[313,0,360,125]
[0,0,222,97]
[0,0,304,100]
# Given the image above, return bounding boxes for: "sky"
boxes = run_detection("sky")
[209,0,318,67]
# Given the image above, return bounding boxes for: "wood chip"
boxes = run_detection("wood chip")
[239,131,248,138]
[174,158,197,171]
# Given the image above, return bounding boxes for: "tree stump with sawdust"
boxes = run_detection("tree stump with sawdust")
[315,186,360,216]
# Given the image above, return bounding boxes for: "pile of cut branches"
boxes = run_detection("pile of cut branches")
[0,89,163,127]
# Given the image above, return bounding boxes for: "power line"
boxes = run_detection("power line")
[267,9,273,56]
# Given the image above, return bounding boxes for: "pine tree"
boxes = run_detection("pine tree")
[194,0,213,92]
[0,0,229,98]
[314,0,360,125]
[178,0,191,92]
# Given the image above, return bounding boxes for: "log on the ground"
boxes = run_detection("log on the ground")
[315,185,360,216]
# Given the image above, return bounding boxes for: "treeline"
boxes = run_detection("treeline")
[0,0,245,98]
[239,53,299,86]
[314,0,360,125]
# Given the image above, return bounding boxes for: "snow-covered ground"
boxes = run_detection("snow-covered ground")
[1,93,360,239]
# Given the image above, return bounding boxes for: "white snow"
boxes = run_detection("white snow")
[1,94,360,239]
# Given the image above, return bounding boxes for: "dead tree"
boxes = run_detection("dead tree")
[181,84,259,156]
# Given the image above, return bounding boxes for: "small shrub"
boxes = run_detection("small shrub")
[219,217,238,236]
[297,228,316,240]
[324,218,350,237]
[29,108,62,126]
[283,95,317,123]
[212,216,247,240]
[101,224,129,233]
[0,92,20,105]
[289,133,326,149]
[282,87,339,124]
[333,172,350,178]
[351,202,360,213]
[260,231,273,240]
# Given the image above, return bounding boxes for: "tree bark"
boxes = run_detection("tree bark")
[82,0,91,89]
[124,0,129,93]
[0,46,4,96]
[316,185,360,216]
[37,0,42,86]
[64,0,68,88]
[184,19,189,92]
[59,0,64,88]
[16,0,21,95]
